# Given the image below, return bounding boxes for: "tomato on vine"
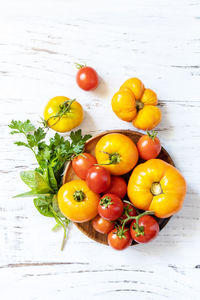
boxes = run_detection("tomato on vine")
[108,227,132,250]
[76,63,98,91]
[98,193,123,221]
[130,215,159,243]
[120,202,137,223]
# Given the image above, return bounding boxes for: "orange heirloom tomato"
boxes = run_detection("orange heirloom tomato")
[57,180,99,222]
[127,159,187,218]
[112,78,162,130]
[120,78,145,100]
[95,133,138,175]
[44,96,83,133]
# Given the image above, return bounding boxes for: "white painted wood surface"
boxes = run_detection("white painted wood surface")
[1,0,200,299]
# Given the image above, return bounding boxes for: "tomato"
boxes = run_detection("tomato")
[92,215,115,234]
[43,96,83,132]
[86,166,111,194]
[112,78,162,130]
[130,215,159,243]
[57,180,99,222]
[98,193,123,221]
[128,159,187,218]
[137,131,161,160]
[104,176,127,198]
[76,64,98,91]
[72,153,97,180]
[95,133,138,175]
[108,227,132,250]
[121,202,137,223]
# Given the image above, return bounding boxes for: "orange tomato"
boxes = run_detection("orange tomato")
[127,159,187,218]
[95,133,138,175]
[112,78,162,130]
[57,180,99,222]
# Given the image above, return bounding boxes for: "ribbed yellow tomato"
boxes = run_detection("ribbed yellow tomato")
[112,78,162,130]
[127,159,187,218]
[95,133,138,175]
[120,78,145,100]
[44,96,83,133]
[58,180,99,222]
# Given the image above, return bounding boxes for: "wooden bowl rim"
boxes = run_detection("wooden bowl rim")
[63,129,174,246]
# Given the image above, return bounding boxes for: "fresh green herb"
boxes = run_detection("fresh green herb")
[9,119,91,250]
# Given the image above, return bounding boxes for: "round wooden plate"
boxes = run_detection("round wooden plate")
[63,129,175,246]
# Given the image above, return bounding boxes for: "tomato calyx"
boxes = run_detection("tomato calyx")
[150,182,163,196]
[115,226,129,239]
[132,222,145,237]
[119,208,155,238]
[44,99,76,129]
[96,151,121,166]
[147,130,158,141]
[73,190,86,202]
[136,100,144,111]
[100,196,113,208]
[75,63,86,69]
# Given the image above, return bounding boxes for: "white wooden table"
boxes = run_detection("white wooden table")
[1,0,200,299]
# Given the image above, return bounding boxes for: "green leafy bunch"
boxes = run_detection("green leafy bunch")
[9,120,91,249]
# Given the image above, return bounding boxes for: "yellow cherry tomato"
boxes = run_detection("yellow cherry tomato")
[95,133,138,175]
[127,159,187,218]
[44,96,83,133]
[112,79,162,130]
[58,180,99,223]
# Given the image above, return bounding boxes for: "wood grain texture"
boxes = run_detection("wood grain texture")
[0,0,200,299]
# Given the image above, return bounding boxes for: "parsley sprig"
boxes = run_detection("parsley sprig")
[9,119,91,250]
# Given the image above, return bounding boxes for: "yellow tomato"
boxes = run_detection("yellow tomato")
[58,180,99,223]
[44,96,83,133]
[111,88,137,122]
[95,133,138,175]
[127,159,187,218]
[112,79,162,130]
[120,78,145,100]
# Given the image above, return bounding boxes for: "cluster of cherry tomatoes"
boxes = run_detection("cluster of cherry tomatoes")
[71,132,161,250]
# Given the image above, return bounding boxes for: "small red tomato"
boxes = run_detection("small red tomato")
[130,215,159,243]
[92,215,115,234]
[108,227,132,250]
[98,193,123,221]
[86,166,111,194]
[76,64,98,91]
[104,176,127,199]
[121,202,137,223]
[137,131,161,160]
[72,153,97,180]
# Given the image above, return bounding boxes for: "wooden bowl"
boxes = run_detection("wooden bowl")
[63,130,175,246]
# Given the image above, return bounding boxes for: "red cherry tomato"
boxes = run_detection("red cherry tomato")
[86,166,111,194]
[98,193,123,221]
[76,65,98,91]
[130,215,159,243]
[104,176,127,198]
[137,131,161,160]
[92,215,115,234]
[108,227,132,250]
[121,202,137,223]
[72,153,97,180]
